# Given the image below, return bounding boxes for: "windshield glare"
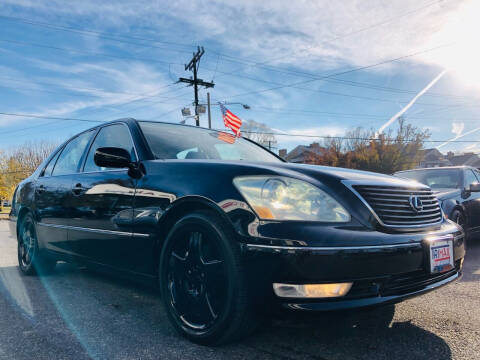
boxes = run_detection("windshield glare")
[139,122,281,163]
[396,169,462,189]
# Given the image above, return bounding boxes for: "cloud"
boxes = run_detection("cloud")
[451,121,464,137]
[0,59,190,127]
[0,0,467,72]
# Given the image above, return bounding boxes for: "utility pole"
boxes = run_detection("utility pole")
[178,46,214,126]
[207,92,212,128]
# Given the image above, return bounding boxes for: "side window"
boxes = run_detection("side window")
[52,130,94,176]
[42,150,61,177]
[83,124,136,172]
[464,169,478,188]
[474,169,480,182]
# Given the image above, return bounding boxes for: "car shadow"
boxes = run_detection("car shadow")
[245,305,451,359]
[0,262,453,360]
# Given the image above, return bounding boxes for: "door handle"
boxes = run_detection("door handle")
[72,183,87,196]
[36,185,45,194]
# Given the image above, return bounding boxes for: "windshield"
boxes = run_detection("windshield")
[139,122,281,163]
[395,169,462,189]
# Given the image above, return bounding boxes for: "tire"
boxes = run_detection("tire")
[18,213,56,276]
[159,210,256,345]
[451,209,468,243]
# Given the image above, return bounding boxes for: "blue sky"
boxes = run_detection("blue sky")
[0,0,480,153]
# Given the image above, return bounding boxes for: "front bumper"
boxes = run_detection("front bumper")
[243,221,464,311]
[283,267,460,311]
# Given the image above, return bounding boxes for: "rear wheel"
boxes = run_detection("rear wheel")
[18,213,56,275]
[159,210,255,345]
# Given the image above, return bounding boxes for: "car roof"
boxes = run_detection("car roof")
[90,117,222,133]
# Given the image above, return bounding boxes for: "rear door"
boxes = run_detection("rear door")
[35,129,95,255]
[67,123,139,271]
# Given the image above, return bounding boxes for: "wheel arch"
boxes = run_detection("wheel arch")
[16,206,32,242]
[152,196,239,270]
[450,205,467,226]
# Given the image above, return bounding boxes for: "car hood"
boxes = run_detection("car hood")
[154,159,429,189]
[432,188,461,200]
[264,162,429,188]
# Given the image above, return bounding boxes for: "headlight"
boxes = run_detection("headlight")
[233,176,350,222]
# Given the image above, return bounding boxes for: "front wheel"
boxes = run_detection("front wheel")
[159,210,255,345]
[18,213,56,275]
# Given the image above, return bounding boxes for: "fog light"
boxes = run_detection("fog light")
[273,282,353,298]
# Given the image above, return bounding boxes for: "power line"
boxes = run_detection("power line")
[208,0,444,76]
[0,15,195,52]
[0,38,183,66]
[67,83,187,119]
[0,75,183,99]
[208,69,463,107]
[221,42,454,100]
[234,130,480,143]
[0,112,101,123]
[2,4,466,106]
[2,4,461,103]
[1,111,480,143]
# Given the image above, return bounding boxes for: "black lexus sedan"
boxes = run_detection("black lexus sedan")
[10,118,464,345]
[395,166,480,239]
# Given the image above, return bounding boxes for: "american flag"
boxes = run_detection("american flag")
[217,131,236,144]
[220,103,242,136]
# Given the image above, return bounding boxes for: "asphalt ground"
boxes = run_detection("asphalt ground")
[1,221,479,360]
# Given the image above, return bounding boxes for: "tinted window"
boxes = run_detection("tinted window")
[42,150,61,177]
[395,169,462,189]
[52,130,94,176]
[139,122,281,163]
[84,124,136,172]
[465,169,478,187]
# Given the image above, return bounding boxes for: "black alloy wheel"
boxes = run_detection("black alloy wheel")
[18,213,56,275]
[159,210,255,345]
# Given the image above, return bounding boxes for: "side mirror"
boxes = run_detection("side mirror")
[94,147,132,169]
[470,182,480,192]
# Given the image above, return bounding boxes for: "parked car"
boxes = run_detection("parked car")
[395,166,480,239]
[10,119,464,345]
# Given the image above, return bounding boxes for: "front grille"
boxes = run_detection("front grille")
[353,185,442,227]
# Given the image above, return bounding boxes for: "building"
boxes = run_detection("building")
[447,152,480,168]
[416,148,452,168]
[279,142,326,164]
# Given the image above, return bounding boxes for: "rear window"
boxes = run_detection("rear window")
[395,169,462,189]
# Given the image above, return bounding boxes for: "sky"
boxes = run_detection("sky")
[1,0,480,153]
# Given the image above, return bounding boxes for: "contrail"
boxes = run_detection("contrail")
[436,125,480,149]
[377,69,448,135]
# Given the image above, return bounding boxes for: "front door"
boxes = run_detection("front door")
[67,123,139,271]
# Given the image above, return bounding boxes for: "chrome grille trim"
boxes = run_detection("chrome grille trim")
[342,180,443,229]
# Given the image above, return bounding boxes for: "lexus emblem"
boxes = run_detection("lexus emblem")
[409,195,423,212]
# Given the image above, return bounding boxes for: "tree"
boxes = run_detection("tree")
[307,118,430,174]
[241,120,278,151]
[0,141,58,202]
